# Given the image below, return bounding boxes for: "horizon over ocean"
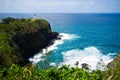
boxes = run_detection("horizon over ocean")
[0,13,120,70]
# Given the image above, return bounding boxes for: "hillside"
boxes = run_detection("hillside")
[0,17,58,66]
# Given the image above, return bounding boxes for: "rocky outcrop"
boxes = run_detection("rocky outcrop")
[14,27,58,60]
[107,53,120,70]
[0,17,58,66]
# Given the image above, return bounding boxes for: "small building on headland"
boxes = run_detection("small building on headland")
[30,14,37,21]
[34,14,37,19]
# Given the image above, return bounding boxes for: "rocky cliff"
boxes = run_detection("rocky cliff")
[0,17,58,66]
[107,53,120,70]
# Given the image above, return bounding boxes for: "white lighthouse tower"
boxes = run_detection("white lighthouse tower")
[34,14,37,19]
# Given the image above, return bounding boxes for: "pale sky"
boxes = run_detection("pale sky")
[0,0,120,13]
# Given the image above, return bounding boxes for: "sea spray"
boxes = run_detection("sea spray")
[29,33,115,70]
[59,46,114,70]
[29,33,80,64]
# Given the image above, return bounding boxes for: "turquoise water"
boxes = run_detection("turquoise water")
[0,13,120,70]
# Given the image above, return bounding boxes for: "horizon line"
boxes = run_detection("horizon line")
[0,12,120,14]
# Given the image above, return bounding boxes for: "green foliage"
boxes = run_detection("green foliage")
[0,17,53,67]
[0,64,41,80]
[2,17,17,24]
[0,30,12,54]
[0,64,102,80]
[0,64,120,80]
[101,68,120,80]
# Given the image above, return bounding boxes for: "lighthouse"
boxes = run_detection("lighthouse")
[34,14,37,19]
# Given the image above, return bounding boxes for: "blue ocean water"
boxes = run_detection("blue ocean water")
[0,13,120,69]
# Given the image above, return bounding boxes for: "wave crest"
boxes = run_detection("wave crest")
[59,46,114,70]
[29,33,80,64]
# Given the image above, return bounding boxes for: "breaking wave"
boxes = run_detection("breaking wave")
[59,46,115,70]
[29,33,80,64]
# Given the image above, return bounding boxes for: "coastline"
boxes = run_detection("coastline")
[0,17,58,66]
[0,16,120,80]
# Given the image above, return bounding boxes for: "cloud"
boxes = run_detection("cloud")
[89,1,94,5]
[0,0,120,13]
[65,1,78,6]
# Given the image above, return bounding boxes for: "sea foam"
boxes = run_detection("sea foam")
[29,33,80,64]
[59,46,114,70]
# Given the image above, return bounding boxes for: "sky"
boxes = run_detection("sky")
[0,0,120,13]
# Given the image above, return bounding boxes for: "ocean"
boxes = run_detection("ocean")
[0,13,120,70]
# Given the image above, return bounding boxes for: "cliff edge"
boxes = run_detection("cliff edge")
[0,17,58,66]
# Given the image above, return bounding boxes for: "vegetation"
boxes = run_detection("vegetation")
[0,17,58,67]
[0,17,120,80]
[0,64,119,80]
[0,64,102,80]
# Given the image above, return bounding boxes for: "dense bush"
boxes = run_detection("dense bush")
[0,64,103,80]
[1,64,120,80]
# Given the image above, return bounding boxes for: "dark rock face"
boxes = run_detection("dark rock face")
[13,21,58,65]
[0,18,58,66]
[14,30,58,60]
[107,54,120,70]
